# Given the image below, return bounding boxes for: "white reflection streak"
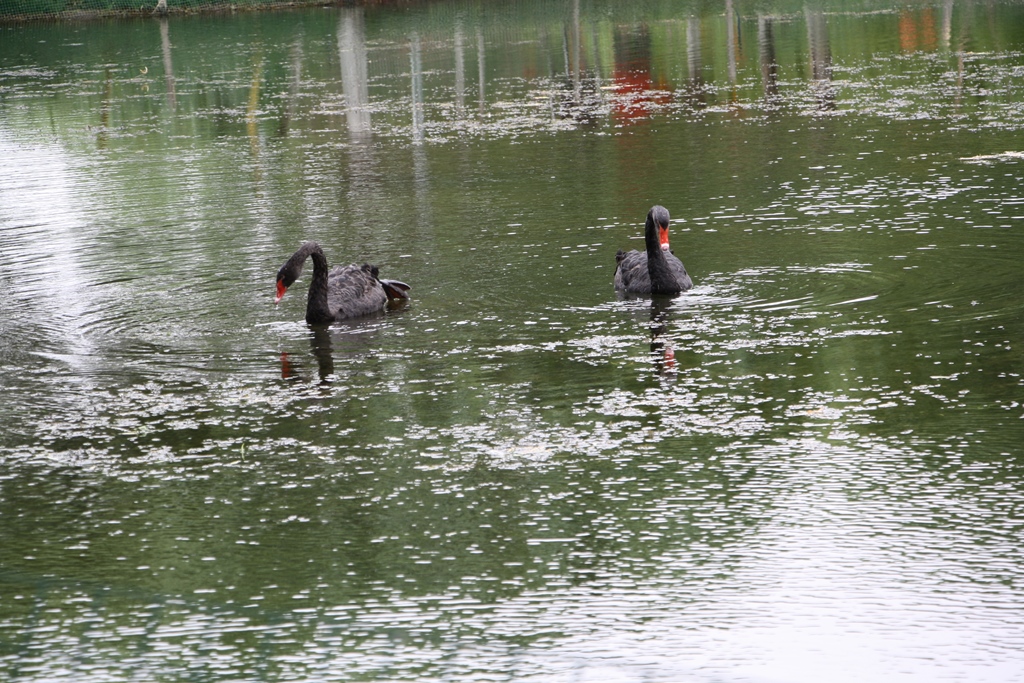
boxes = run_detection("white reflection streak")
[438,444,1024,682]
[0,131,97,369]
[758,15,779,101]
[571,0,581,102]
[454,22,465,116]
[726,0,738,87]
[805,7,835,111]
[338,7,371,139]
[832,294,878,306]
[477,27,486,114]
[410,32,424,144]
[403,33,430,224]
[941,0,954,49]
[805,8,830,81]
[159,18,176,109]
[686,16,702,87]
[277,35,303,139]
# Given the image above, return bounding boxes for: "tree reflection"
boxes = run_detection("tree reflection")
[805,7,835,111]
[476,25,486,114]
[97,68,112,149]
[159,18,176,109]
[410,32,425,144]
[276,35,303,137]
[339,7,371,140]
[758,15,780,104]
[686,15,705,102]
[566,0,582,105]
[726,0,739,98]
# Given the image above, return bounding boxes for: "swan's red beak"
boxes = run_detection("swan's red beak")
[659,225,671,251]
[275,280,288,304]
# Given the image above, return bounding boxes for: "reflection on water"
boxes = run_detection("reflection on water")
[805,7,835,111]
[159,18,176,109]
[758,15,779,103]
[2,1,1024,681]
[338,7,370,139]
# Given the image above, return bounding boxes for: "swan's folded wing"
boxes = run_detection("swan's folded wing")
[614,249,650,292]
[328,264,388,319]
[666,253,693,292]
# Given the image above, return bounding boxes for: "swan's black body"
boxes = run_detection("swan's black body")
[614,205,693,295]
[275,241,410,324]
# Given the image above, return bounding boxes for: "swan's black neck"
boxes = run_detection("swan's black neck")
[645,208,677,294]
[305,247,332,325]
[279,241,334,325]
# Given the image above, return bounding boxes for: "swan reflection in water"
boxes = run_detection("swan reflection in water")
[279,327,339,383]
[613,291,688,378]
[279,315,407,384]
[648,295,679,376]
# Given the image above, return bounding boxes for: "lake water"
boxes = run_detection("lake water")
[2,1,1024,681]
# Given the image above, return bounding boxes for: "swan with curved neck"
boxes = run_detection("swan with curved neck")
[614,205,693,295]
[275,241,410,324]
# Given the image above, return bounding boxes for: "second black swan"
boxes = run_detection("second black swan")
[614,205,693,295]
[275,241,410,324]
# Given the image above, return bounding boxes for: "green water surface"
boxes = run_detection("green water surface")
[1,1,1023,681]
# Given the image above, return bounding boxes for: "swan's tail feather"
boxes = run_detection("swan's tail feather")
[380,279,411,301]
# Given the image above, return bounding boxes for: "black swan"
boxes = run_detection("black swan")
[614,205,693,295]
[275,241,410,324]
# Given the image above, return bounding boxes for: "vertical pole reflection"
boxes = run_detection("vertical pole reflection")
[338,7,371,140]
[940,0,954,50]
[758,15,779,103]
[338,7,379,217]
[805,9,831,80]
[726,0,738,91]
[454,22,465,117]
[409,31,430,225]
[246,54,263,172]
[944,0,965,105]
[686,15,705,106]
[477,26,486,114]
[570,0,581,103]
[276,35,303,138]
[805,7,835,111]
[410,32,424,144]
[159,18,176,109]
[98,69,112,149]
[686,16,702,84]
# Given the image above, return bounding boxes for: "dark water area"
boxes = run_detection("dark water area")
[2,1,1024,681]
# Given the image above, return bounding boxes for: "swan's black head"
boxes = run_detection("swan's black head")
[646,205,672,252]
[275,241,319,304]
[275,266,296,304]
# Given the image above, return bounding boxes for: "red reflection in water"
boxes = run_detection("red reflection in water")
[612,69,672,124]
[899,9,938,52]
[612,26,671,125]
[280,351,295,379]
